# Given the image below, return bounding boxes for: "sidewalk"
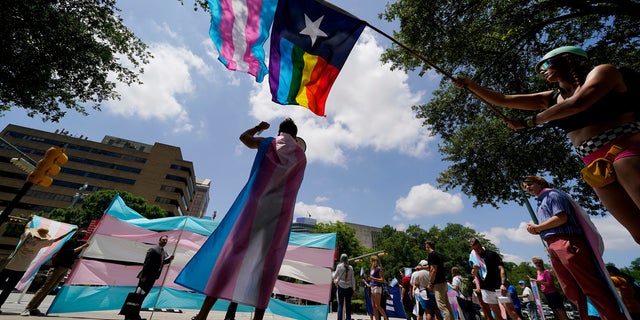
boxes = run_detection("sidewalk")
[0,292,374,320]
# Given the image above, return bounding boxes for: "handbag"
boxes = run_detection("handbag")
[382,284,390,301]
[581,145,624,188]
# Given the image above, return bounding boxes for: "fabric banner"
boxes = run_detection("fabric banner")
[47,194,336,320]
[530,280,546,320]
[16,216,77,291]
[206,0,278,82]
[268,0,365,116]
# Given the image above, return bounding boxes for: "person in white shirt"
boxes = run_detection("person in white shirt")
[518,280,539,320]
[333,254,355,320]
[411,260,439,320]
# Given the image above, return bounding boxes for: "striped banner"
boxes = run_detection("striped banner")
[47,195,335,320]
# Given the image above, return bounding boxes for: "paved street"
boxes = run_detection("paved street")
[0,292,377,320]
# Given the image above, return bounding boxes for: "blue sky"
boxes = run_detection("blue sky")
[4,0,638,268]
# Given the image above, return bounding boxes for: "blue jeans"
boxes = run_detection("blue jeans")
[337,286,353,320]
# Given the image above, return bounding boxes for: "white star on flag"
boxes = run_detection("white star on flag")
[299,14,328,46]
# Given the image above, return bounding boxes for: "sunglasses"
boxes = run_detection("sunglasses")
[539,59,557,72]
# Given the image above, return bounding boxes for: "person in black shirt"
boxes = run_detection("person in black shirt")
[469,237,507,320]
[425,240,453,320]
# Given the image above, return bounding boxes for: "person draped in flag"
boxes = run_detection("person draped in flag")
[522,176,628,319]
[0,217,76,312]
[176,118,307,320]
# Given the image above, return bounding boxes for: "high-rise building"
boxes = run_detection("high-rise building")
[0,124,209,218]
[188,178,211,218]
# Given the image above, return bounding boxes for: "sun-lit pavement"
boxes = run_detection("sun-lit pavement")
[0,292,381,320]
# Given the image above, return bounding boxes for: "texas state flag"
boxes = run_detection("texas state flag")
[268,0,365,116]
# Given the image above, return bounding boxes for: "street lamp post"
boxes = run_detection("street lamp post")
[70,183,89,208]
[350,250,387,263]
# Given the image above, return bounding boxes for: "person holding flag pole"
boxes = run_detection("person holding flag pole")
[521,175,630,320]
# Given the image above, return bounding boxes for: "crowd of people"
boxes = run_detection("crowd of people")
[336,235,639,320]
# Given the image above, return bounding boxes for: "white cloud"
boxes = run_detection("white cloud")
[247,29,436,165]
[314,196,330,203]
[294,202,347,223]
[501,252,527,265]
[106,43,211,133]
[483,222,540,246]
[394,183,464,219]
[155,22,178,39]
[592,215,637,251]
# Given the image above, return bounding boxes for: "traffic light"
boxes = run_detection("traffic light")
[27,146,68,187]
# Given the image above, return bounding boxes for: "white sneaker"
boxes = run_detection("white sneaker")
[20,309,30,316]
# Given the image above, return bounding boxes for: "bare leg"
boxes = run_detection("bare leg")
[488,303,504,320]
[476,293,494,320]
[502,303,521,320]
[224,302,238,320]
[595,158,640,244]
[194,296,217,320]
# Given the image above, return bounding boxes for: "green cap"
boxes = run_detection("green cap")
[535,46,588,73]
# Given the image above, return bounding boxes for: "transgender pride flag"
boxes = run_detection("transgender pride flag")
[207,0,277,82]
[268,0,365,116]
[16,216,77,291]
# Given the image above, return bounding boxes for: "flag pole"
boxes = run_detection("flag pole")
[149,217,189,320]
[316,0,508,119]
[363,22,509,121]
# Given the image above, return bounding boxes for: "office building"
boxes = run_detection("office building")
[0,124,208,218]
[188,178,211,218]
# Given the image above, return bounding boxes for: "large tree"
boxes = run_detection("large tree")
[373,223,497,282]
[314,221,365,263]
[0,0,150,122]
[380,1,640,213]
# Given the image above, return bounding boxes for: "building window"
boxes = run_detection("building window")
[155,196,179,207]
[160,185,178,192]
[63,167,135,185]
[4,131,148,163]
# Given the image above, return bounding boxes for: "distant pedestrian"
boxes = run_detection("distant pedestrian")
[424,240,453,320]
[400,268,417,320]
[518,280,539,320]
[0,218,75,312]
[21,230,89,316]
[607,265,640,320]
[468,237,518,320]
[368,255,389,320]
[333,253,355,320]
[451,267,477,320]
[529,257,569,320]
[504,279,524,319]
[411,260,438,320]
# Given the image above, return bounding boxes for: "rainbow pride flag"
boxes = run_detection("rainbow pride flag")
[268,0,365,116]
[207,0,277,82]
